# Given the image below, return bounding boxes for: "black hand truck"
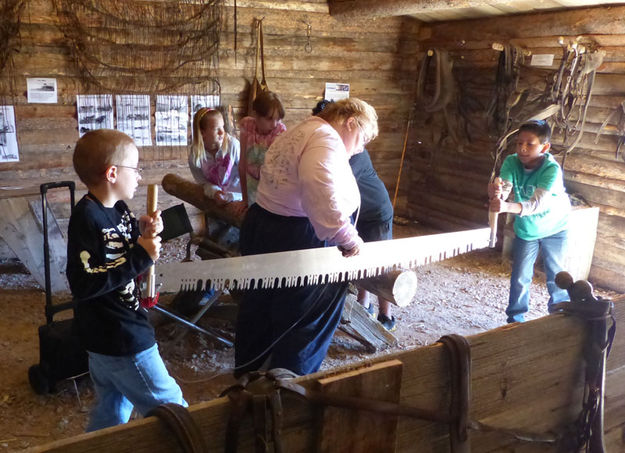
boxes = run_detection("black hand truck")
[28,181,88,394]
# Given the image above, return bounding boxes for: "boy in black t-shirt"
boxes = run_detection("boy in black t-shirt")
[66,129,186,431]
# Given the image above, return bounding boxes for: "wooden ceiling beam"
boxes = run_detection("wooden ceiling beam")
[328,0,516,19]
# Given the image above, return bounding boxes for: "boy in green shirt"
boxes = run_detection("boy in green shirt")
[489,120,570,323]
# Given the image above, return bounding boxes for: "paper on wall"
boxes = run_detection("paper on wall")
[325,82,350,101]
[27,78,58,104]
[156,95,188,146]
[76,94,114,137]
[0,106,19,162]
[116,94,152,146]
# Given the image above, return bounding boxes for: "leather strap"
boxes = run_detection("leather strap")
[439,334,471,453]
[259,20,267,91]
[146,403,208,453]
[253,19,261,81]
[416,49,454,113]
[276,377,452,424]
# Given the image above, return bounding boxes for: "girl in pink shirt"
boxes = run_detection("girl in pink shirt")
[238,91,287,207]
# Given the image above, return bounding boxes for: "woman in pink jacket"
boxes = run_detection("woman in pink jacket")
[235,98,378,376]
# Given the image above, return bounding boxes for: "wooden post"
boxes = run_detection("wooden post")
[316,360,403,452]
[488,210,498,248]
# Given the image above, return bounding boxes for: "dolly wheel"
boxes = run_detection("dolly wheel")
[28,364,50,395]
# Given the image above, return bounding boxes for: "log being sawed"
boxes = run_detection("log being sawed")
[162,173,244,228]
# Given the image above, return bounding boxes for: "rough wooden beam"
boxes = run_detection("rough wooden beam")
[339,296,398,351]
[329,0,515,19]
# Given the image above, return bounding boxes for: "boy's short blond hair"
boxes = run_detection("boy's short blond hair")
[317,98,379,144]
[73,129,135,187]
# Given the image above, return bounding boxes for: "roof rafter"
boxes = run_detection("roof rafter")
[328,0,517,18]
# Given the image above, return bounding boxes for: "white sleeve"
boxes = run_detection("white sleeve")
[519,187,552,216]
[298,136,362,249]
[188,152,209,185]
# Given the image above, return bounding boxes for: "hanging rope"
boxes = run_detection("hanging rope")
[0,0,25,104]
[0,0,24,77]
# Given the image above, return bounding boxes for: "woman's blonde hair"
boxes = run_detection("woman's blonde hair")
[316,98,378,144]
[190,107,229,167]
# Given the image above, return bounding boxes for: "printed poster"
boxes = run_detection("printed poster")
[155,95,188,146]
[190,94,220,118]
[27,78,58,104]
[0,106,19,162]
[76,94,114,137]
[116,94,152,146]
[325,82,350,101]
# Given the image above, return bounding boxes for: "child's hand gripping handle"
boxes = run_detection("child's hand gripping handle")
[488,177,502,248]
[146,184,158,300]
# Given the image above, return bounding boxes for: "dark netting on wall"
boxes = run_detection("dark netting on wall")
[0,0,25,99]
[53,0,223,94]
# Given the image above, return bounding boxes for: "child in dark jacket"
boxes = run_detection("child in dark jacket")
[66,129,186,431]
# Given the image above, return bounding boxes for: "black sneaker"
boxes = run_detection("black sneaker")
[377,314,397,331]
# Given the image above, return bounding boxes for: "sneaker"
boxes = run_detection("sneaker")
[363,303,376,319]
[377,314,397,331]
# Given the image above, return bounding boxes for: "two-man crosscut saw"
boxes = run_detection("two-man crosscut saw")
[156,227,491,293]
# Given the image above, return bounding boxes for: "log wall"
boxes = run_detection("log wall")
[0,0,420,253]
[403,5,625,292]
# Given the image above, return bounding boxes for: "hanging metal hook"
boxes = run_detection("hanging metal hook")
[300,20,312,53]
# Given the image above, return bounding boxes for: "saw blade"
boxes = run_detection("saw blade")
[156,227,490,293]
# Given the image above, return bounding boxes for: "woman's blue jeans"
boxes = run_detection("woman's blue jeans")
[507,229,569,323]
[86,343,186,432]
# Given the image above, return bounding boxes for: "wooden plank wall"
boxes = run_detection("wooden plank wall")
[0,0,420,256]
[34,296,625,452]
[404,5,625,292]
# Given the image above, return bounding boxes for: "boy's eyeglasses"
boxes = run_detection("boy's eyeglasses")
[115,164,143,176]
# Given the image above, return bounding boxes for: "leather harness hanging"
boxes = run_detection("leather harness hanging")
[146,403,209,453]
[415,48,466,157]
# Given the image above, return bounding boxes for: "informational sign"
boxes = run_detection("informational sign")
[155,95,188,146]
[116,94,152,146]
[325,82,350,101]
[27,78,58,104]
[76,94,114,137]
[530,54,555,67]
[0,105,19,162]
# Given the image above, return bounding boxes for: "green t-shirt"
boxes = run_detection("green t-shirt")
[500,153,570,240]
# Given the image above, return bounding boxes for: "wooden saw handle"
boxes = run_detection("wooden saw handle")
[488,177,502,248]
[488,210,499,248]
[146,184,158,298]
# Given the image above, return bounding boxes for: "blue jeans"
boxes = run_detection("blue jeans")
[507,229,569,323]
[86,343,186,432]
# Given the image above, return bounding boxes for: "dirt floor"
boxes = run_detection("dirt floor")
[0,222,620,451]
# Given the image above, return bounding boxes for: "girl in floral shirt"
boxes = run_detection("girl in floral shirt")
[238,91,287,206]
